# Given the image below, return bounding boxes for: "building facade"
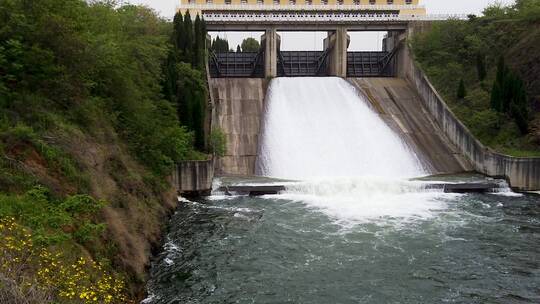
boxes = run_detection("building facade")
[179,0,426,17]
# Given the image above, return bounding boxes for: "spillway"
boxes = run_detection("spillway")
[256,77,427,179]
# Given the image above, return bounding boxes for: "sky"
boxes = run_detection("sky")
[124,0,516,50]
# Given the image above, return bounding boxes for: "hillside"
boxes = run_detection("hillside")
[411,0,540,156]
[0,1,208,302]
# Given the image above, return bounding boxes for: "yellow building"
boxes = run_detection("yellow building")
[179,0,426,17]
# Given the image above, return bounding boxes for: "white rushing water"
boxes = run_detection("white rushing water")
[254,77,448,223]
[256,77,427,179]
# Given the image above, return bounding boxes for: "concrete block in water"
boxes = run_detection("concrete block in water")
[174,160,214,197]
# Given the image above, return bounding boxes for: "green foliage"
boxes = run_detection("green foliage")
[236,45,242,52]
[412,1,538,155]
[173,12,185,53]
[193,14,205,69]
[476,54,487,81]
[241,37,260,52]
[183,11,194,63]
[457,79,467,99]
[209,128,227,157]
[165,11,208,151]
[490,56,529,133]
[0,186,106,246]
[176,63,207,150]
[0,122,89,192]
[211,36,230,52]
[0,0,200,177]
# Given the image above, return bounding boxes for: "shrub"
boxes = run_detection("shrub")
[209,128,227,157]
[0,217,128,304]
[0,187,106,246]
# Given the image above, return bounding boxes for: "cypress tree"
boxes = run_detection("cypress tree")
[476,53,486,81]
[194,14,203,69]
[174,12,185,59]
[236,45,241,52]
[183,11,193,63]
[510,77,529,134]
[201,16,207,50]
[211,36,229,53]
[491,56,506,112]
[457,79,466,99]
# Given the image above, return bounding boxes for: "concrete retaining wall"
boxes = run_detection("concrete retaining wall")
[401,46,540,191]
[173,160,214,196]
[210,78,268,175]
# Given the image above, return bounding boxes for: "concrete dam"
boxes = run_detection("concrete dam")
[207,62,540,190]
[175,1,540,191]
[211,75,470,179]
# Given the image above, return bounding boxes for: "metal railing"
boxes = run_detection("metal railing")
[203,12,466,22]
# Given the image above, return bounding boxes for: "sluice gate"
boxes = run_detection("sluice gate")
[278,51,330,77]
[209,50,265,78]
[347,51,396,77]
[208,50,398,78]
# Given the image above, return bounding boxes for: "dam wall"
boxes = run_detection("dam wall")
[400,46,540,191]
[210,78,269,175]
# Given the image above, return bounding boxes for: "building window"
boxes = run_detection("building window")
[305,0,312,4]
[206,0,212,3]
[289,0,296,4]
[321,0,328,4]
[257,0,263,4]
[188,0,195,4]
[406,0,412,4]
[337,0,343,4]
[387,0,394,4]
[225,0,231,4]
[241,0,247,4]
[273,0,279,4]
[353,0,360,4]
[369,0,376,4]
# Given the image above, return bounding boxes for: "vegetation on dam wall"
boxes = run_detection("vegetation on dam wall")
[412,0,540,156]
[0,0,209,302]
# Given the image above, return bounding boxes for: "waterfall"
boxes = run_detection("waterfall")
[256,77,427,180]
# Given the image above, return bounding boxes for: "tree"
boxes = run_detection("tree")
[476,54,486,81]
[491,56,506,112]
[211,36,229,52]
[490,55,530,133]
[457,79,466,99]
[173,12,185,54]
[241,37,260,52]
[209,128,227,157]
[509,76,529,134]
[193,14,203,69]
[236,45,241,52]
[176,63,207,150]
[183,10,193,62]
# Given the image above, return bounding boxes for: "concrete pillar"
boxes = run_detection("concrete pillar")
[261,28,280,78]
[324,27,349,78]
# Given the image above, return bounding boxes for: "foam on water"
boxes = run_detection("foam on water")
[275,177,455,223]
[255,77,442,221]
